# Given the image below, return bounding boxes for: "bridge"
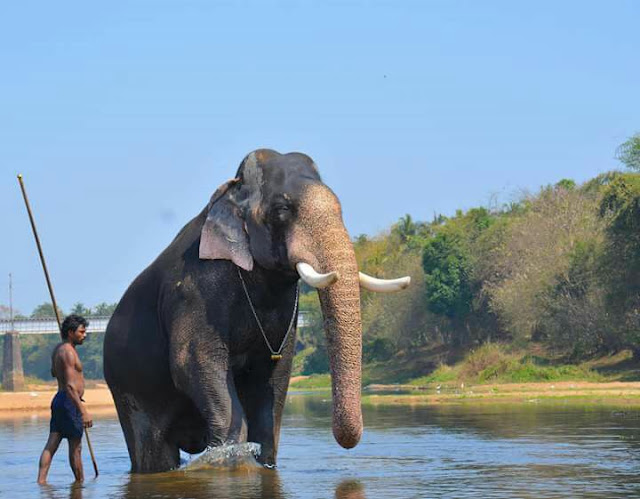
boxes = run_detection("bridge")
[0,312,310,335]
[1,313,311,390]
[0,317,111,335]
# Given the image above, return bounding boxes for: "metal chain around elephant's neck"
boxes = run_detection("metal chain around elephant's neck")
[237,268,299,361]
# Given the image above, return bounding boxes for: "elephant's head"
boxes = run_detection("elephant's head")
[199,149,409,449]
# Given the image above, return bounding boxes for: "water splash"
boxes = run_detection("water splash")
[182,442,262,470]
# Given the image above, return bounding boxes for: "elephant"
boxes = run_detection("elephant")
[104,149,410,473]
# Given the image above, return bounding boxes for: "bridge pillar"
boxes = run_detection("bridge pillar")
[2,332,25,391]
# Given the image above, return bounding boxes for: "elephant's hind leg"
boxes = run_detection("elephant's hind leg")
[113,391,180,473]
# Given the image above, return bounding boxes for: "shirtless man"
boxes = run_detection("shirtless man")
[37,314,93,484]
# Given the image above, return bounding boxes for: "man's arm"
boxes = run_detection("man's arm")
[57,348,93,428]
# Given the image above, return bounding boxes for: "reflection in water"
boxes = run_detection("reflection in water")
[3,395,640,499]
[287,391,640,451]
[38,482,84,499]
[123,467,285,499]
[335,480,365,499]
[122,470,366,499]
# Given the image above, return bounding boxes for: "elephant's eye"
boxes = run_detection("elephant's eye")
[270,203,293,224]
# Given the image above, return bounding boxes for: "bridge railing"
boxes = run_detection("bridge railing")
[0,317,111,335]
[0,312,310,335]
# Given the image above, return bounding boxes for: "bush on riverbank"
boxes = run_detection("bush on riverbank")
[407,343,606,386]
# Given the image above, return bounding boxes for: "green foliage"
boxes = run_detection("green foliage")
[363,337,396,363]
[408,343,604,385]
[297,292,323,347]
[408,364,458,385]
[92,302,118,316]
[556,178,576,190]
[296,292,331,375]
[17,333,105,380]
[420,207,497,346]
[78,332,105,379]
[541,239,612,358]
[20,335,59,379]
[356,217,434,351]
[616,133,640,171]
[459,343,513,380]
[301,346,329,375]
[422,232,472,317]
[289,373,331,389]
[31,302,64,319]
[291,346,314,375]
[599,173,640,358]
[483,184,606,345]
[71,302,92,316]
[491,362,603,383]
[24,301,117,321]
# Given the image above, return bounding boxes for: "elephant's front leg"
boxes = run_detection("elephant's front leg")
[235,355,294,466]
[171,345,248,447]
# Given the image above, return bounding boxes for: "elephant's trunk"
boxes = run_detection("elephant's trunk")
[318,262,362,448]
[288,184,363,449]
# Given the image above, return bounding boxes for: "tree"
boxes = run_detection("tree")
[71,302,92,316]
[0,304,21,320]
[599,173,640,358]
[92,302,117,316]
[297,292,323,348]
[556,178,576,191]
[422,232,472,318]
[616,133,640,172]
[487,184,608,350]
[392,214,416,244]
[31,302,63,319]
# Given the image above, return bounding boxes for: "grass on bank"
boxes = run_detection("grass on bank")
[290,342,640,391]
[407,343,606,386]
[290,373,331,389]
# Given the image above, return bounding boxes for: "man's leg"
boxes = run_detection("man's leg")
[38,432,62,484]
[68,437,84,482]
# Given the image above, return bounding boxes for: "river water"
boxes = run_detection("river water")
[1,393,640,498]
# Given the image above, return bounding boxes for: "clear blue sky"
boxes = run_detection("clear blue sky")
[1,1,638,315]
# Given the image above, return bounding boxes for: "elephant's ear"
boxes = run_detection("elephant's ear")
[199,178,254,271]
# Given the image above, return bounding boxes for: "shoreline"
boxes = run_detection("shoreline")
[2,380,640,419]
[362,380,640,407]
[0,385,117,419]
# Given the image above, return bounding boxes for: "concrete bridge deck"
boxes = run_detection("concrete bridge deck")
[0,312,309,335]
[0,317,110,335]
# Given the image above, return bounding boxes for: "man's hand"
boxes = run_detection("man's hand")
[82,411,93,428]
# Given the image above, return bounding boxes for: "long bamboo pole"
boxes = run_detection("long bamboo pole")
[17,174,99,478]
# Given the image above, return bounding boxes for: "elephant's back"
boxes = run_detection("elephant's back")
[103,210,205,392]
[104,266,172,394]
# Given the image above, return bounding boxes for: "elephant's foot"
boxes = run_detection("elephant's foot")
[116,394,181,473]
[131,439,180,473]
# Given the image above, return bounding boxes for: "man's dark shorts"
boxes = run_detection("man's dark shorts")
[50,391,83,440]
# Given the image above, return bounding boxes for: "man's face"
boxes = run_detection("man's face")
[69,325,87,345]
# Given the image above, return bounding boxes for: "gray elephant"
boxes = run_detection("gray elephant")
[104,149,409,472]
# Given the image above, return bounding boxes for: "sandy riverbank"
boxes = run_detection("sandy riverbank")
[3,380,640,419]
[0,385,117,419]
[0,377,312,417]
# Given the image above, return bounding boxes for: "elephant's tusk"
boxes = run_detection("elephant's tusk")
[359,272,411,292]
[296,262,340,289]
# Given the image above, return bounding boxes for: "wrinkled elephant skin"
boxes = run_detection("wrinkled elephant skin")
[104,149,396,472]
